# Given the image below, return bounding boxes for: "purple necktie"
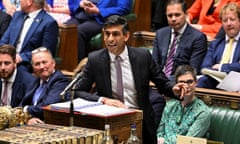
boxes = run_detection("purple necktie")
[164,32,178,76]
[115,56,124,102]
[1,81,8,106]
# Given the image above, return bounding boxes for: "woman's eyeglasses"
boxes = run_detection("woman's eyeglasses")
[177,79,195,85]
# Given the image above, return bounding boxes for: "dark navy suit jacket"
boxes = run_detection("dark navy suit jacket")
[0,10,58,71]
[20,70,69,120]
[201,37,240,73]
[197,36,240,88]
[74,47,176,144]
[0,68,36,107]
[152,24,208,75]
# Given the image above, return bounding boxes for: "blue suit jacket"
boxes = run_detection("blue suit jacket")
[0,11,11,39]
[152,24,208,75]
[201,37,240,73]
[20,70,69,120]
[0,68,36,107]
[0,10,58,69]
[68,0,132,24]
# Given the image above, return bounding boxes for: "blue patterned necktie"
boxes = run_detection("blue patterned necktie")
[32,82,46,105]
[164,32,179,77]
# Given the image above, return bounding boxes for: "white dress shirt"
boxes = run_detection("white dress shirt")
[109,46,139,108]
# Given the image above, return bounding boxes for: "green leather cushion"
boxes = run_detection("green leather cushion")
[207,106,240,144]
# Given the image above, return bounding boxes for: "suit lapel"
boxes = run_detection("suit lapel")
[162,29,171,65]
[22,10,44,50]
[101,50,112,97]
[13,13,26,46]
[232,39,240,62]
[175,24,190,57]
[128,47,141,103]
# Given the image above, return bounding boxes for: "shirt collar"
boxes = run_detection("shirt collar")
[171,22,187,36]
[109,46,128,62]
[225,32,240,42]
[1,69,17,83]
[27,9,41,20]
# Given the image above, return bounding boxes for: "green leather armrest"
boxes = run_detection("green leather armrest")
[90,33,102,50]
[207,106,240,144]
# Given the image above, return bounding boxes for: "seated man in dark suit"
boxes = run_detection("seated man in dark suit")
[73,15,188,144]
[0,11,11,39]
[152,0,207,79]
[65,0,132,62]
[0,44,35,107]
[20,47,69,125]
[151,0,208,126]
[0,0,58,73]
[197,3,240,89]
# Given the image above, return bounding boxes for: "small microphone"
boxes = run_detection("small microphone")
[60,71,84,99]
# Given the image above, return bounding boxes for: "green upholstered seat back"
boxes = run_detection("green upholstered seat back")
[207,106,240,144]
[90,0,136,50]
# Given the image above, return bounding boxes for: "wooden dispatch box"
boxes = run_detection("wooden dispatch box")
[43,106,143,143]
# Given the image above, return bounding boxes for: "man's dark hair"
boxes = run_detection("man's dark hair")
[0,44,16,61]
[166,0,187,13]
[103,15,129,34]
[174,65,197,82]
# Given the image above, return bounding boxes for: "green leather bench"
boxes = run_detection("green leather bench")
[206,106,240,144]
[89,0,137,50]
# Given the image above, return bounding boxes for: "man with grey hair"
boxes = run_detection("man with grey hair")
[20,47,69,125]
[0,0,58,73]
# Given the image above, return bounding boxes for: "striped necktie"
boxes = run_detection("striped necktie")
[164,32,179,76]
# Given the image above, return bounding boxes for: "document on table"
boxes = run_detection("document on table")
[50,98,134,117]
[217,71,240,92]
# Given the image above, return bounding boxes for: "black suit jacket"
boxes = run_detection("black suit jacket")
[0,68,35,107]
[74,47,175,143]
[152,24,208,74]
[0,11,11,39]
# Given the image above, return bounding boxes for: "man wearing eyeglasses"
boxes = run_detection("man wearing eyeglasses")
[20,47,69,125]
[157,65,210,144]
[0,0,58,73]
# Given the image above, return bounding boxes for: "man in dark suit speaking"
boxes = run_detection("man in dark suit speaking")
[73,15,188,144]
